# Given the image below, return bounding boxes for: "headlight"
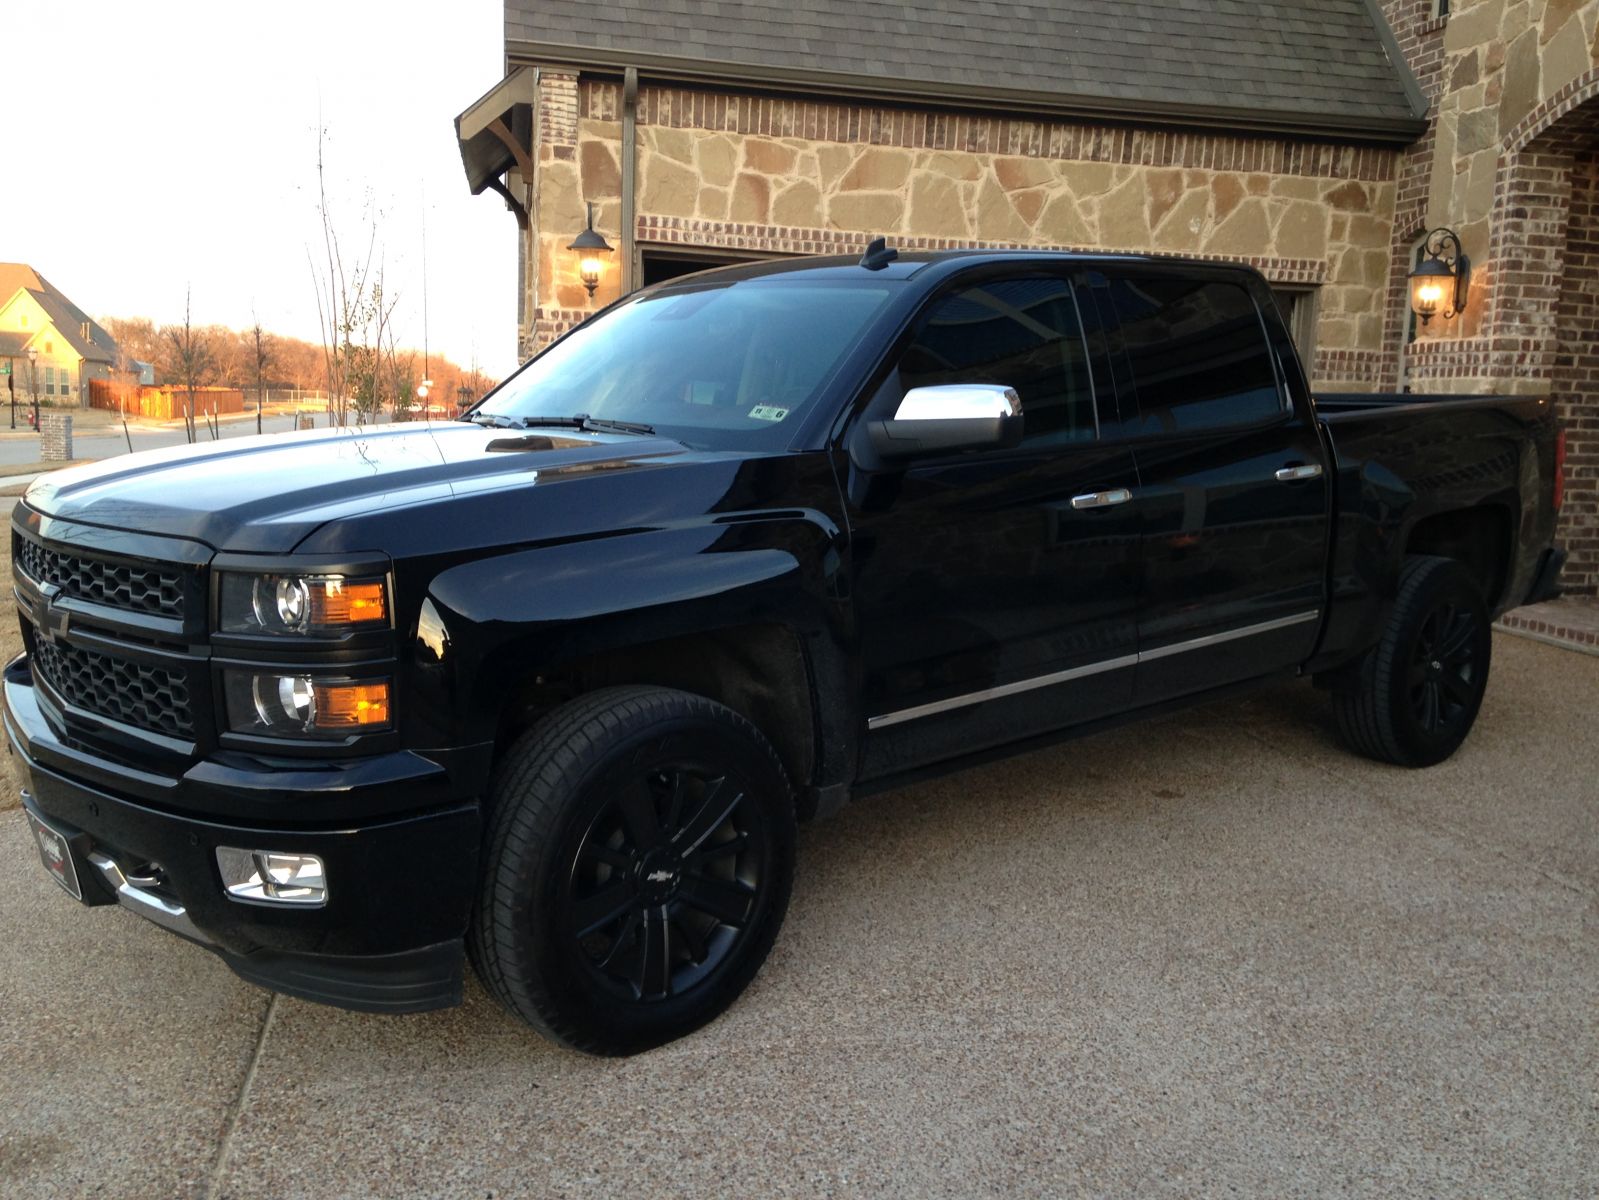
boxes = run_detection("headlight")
[219,572,389,636]
[223,671,392,739]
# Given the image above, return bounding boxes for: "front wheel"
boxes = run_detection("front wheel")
[1332,555,1493,767]
[470,686,795,1055]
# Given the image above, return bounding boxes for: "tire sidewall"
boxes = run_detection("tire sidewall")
[1383,560,1493,766]
[489,699,795,1053]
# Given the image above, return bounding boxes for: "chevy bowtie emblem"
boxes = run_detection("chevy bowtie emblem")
[36,582,70,645]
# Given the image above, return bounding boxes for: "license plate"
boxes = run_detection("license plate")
[25,809,83,901]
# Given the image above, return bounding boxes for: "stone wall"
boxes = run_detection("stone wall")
[526,78,1401,388]
[1406,0,1599,390]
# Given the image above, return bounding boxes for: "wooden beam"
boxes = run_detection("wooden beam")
[487,117,536,179]
[485,177,529,231]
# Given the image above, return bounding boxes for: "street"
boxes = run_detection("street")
[0,411,394,471]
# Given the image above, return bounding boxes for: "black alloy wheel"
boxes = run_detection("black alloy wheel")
[1406,597,1482,737]
[564,765,769,1003]
[1332,555,1493,767]
[470,686,795,1055]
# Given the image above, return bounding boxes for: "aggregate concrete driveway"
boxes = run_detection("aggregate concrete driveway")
[1,632,1594,1199]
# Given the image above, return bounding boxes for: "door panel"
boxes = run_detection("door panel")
[1092,270,1330,703]
[852,442,1142,776]
[847,273,1142,778]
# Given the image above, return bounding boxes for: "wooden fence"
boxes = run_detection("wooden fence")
[89,380,245,420]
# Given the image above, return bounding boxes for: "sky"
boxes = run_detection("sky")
[4,0,517,376]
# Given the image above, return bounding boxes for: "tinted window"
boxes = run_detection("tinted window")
[899,278,1098,445]
[477,281,895,450]
[1106,276,1283,435]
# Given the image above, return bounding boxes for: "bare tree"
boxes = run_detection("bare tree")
[250,315,275,435]
[160,287,213,443]
[308,126,399,428]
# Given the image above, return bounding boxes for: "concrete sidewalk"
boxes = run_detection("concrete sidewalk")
[1,633,1595,1198]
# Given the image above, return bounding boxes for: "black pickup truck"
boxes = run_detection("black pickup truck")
[7,249,1565,1054]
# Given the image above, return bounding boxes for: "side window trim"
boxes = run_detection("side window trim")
[1090,265,1293,444]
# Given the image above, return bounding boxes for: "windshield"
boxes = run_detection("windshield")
[474,279,897,449]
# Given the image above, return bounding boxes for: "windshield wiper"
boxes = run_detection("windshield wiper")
[513,414,657,436]
[465,412,658,436]
[572,415,655,436]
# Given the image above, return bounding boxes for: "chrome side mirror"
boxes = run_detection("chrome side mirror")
[865,384,1024,461]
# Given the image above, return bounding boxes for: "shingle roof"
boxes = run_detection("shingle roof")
[505,0,1426,142]
[0,264,120,364]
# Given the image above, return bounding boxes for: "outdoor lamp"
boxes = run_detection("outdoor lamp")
[568,202,613,299]
[1408,228,1470,325]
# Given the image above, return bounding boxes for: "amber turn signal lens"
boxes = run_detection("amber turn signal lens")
[309,579,388,628]
[310,680,391,730]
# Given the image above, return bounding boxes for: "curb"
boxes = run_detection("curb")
[1494,603,1599,657]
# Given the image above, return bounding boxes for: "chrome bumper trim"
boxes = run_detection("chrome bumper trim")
[87,851,213,946]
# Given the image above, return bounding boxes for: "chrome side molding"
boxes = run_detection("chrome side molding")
[867,653,1138,730]
[867,610,1321,730]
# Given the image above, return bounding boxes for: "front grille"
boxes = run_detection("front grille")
[14,534,186,619]
[30,636,195,739]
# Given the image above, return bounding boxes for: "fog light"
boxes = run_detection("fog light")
[216,848,328,907]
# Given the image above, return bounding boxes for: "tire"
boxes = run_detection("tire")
[469,686,796,1055]
[1332,555,1493,767]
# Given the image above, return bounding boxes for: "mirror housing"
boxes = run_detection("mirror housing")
[865,384,1024,461]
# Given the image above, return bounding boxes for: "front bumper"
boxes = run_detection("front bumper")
[5,658,482,1013]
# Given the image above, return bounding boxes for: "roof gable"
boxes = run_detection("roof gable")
[0,263,120,363]
[505,0,1426,142]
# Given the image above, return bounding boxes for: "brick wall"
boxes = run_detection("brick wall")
[1379,0,1451,389]
[39,413,72,461]
[1553,152,1599,593]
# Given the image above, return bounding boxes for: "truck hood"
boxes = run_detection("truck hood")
[22,421,697,553]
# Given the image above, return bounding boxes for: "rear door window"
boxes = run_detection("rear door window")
[1101,275,1284,436]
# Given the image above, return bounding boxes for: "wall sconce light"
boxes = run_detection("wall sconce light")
[1408,228,1470,325]
[567,203,613,299]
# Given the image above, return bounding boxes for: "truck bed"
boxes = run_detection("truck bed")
[1314,392,1540,422]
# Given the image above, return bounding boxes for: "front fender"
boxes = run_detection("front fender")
[409,516,856,779]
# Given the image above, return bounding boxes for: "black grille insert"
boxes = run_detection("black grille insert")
[14,535,186,620]
[30,636,195,739]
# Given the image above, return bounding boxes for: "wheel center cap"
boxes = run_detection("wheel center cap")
[1430,659,1443,673]
[637,849,683,901]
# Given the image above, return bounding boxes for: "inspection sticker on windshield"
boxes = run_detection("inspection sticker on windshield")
[748,405,790,422]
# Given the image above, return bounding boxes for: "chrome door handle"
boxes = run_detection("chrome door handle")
[1275,464,1323,482]
[1070,488,1132,510]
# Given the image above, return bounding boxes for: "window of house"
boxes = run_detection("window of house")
[44,366,55,394]
[1434,0,1449,18]
[897,277,1098,445]
[1103,274,1284,435]
[44,340,53,353]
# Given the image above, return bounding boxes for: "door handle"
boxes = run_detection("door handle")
[1070,488,1132,510]
[1275,463,1323,482]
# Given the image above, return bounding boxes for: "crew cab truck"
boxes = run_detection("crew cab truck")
[7,249,1564,1055]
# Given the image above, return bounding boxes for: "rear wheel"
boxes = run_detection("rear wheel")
[470,686,795,1055]
[1332,555,1492,767]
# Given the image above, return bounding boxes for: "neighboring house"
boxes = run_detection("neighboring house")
[0,263,123,406]
[456,0,1599,592]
